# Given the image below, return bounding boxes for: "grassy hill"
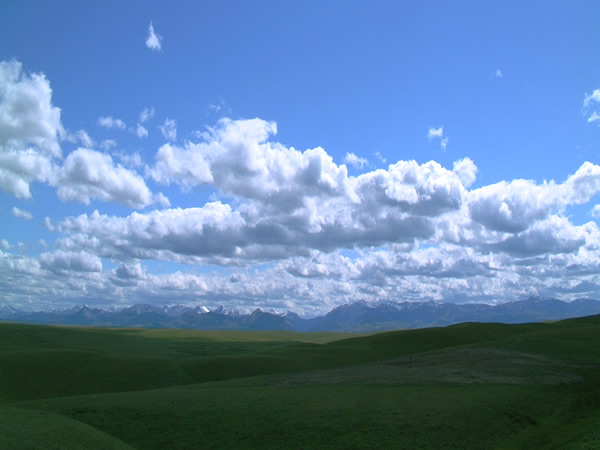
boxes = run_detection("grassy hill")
[0,317,599,448]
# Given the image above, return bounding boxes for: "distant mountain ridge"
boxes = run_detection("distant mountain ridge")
[1,297,600,332]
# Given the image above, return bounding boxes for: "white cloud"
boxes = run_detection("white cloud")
[468,162,600,234]
[0,60,63,199]
[139,107,155,123]
[38,239,47,248]
[65,119,479,264]
[344,152,368,169]
[588,111,600,123]
[593,204,600,219]
[374,151,386,164]
[159,118,177,141]
[427,126,444,140]
[98,116,126,130]
[0,239,10,250]
[145,22,162,51]
[440,137,449,152]
[136,123,148,138]
[11,206,33,220]
[583,89,600,109]
[112,260,146,286]
[3,101,600,313]
[452,158,478,188]
[100,139,117,150]
[495,69,503,78]
[75,129,95,147]
[489,215,587,258]
[0,149,55,198]
[43,216,55,231]
[40,250,102,274]
[427,126,448,150]
[583,90,600,123]
[114,151,142,168]
[154,192,171,208]
[56,148,154,209]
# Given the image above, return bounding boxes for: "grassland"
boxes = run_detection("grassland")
[0,316,599,448]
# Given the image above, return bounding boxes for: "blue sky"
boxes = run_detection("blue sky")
[1,1,600,315]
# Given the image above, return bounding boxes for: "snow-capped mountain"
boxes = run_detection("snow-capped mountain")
[1,297,599,331]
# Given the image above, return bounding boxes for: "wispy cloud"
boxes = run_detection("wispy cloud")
[440,137,449,152]
[76,129,95,147]
[344,152,368,169]
[375,151,386,164]
[427,126,444,140]
[43,217,55,231]
[587,111,600,123]
[11,206,33,220]
[428,126,448,151]
[136,124,149,138]
[160,118,177,141]
[583,89,600,109]
[583,89,600,123]
[100,139,117,150]
[139,107,155,123]
[98,116,126,129]
[146,22,162,51]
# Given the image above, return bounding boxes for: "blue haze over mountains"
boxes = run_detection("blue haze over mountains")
[1,297,600,332]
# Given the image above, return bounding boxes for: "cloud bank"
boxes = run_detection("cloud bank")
[2,60,600,315]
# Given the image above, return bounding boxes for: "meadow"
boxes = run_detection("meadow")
[0,316,599,449]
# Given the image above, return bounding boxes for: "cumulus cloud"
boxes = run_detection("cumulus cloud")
[344,152,368,169]
[3,104,600,313]
[56,148,154,209]
[495,69,503,78]
[488,216,588,258]
[146,22,162,51]
[61,120,480,265]
[150,118,353,204]
[11,206,32,220]
[468,162,600,234]
[452,158,477,188]
[0,60,63,198]
[159,118,177,141]
[98,116,126,129]
[40,250,102,275]
[0,239,10,250]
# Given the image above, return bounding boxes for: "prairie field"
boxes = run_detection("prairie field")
[0,316,599,448]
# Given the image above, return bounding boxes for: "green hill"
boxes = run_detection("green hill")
[0,317,599,448]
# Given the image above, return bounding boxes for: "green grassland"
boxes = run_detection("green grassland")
[0,316,599,449]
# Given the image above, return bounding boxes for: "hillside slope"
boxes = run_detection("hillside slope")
[0,317,598,448]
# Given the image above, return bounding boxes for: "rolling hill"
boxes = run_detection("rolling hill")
[0,315,599,448]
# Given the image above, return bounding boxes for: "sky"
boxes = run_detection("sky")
[1,1,600,315]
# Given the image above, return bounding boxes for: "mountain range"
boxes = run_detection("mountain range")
[2,297,600,331]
